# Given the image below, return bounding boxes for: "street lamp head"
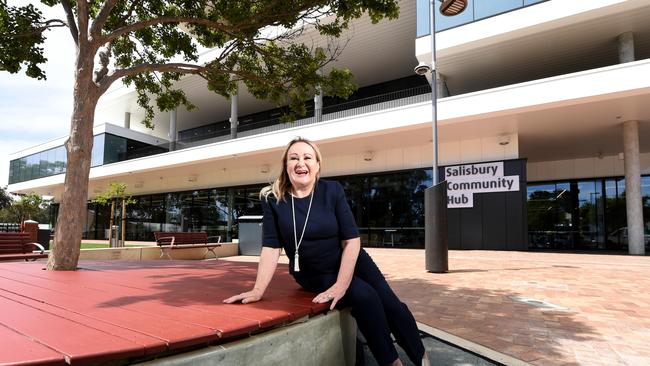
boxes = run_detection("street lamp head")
[414,61,432,76]
[439,0,467,16]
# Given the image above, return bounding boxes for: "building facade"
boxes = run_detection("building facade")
[8,0,650,253]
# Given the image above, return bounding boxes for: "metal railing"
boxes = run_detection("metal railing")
[176,84,432,149]
[0,223,21,232]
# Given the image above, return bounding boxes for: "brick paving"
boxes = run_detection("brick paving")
[360,248,650,366]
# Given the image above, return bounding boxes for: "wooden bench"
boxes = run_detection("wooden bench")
[153,232,222,260]
[0,232,47,261]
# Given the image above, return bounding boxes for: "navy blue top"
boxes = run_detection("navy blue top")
[261,179,359,278]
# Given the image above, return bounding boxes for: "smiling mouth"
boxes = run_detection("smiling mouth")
[295,170,309,176]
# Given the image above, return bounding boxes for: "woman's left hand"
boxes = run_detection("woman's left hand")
[313,283,347,310]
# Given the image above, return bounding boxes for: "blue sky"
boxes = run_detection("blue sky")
[0,2,74,187]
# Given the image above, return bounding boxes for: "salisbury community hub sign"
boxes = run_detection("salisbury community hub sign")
[445,161,520,208]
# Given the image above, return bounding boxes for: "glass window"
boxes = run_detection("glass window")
[418,0,548,36]
[474,0,523,20]
[54,146,65,174]
[416,0,430,37]
[91,134,105,167]
[203,189,229,240]
[9,160,17,184]
[605,178,626,249]
[527,182,573,249]
[164,193,182,232]
[576,180,605,249]
[103,134,127,164]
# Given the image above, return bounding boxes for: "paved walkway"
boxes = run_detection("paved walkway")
[227,249,650,365]
[368,249,650,366]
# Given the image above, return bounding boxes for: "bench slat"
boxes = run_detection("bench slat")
[0,233,45,260]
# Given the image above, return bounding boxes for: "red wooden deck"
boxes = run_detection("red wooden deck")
[0,260,328,365]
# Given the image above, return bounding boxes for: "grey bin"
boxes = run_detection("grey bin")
[37,229,51,250]
[238,215,264,255]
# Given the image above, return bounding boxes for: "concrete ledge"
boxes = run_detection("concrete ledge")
[78,243,238,261]
[417,322,532,366]
[139,310,357,366]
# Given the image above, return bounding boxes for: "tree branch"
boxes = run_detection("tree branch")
[99,63,207,93]
[9,19,68,38]
[59,0,79,45]
[117,0,143,27]
[76,0,89,44]
[102,16,233,45]
[91,0,120,36]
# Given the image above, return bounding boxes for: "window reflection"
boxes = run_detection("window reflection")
[8,134,166,184]
[529,177,648,251]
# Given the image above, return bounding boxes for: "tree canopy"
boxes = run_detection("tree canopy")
[0,186,12,209]
[0,192,50,224]
[0,0,400,270]
[2,0,399,124]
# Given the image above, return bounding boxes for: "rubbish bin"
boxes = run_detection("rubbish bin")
[238,215,263,255]
[110,225,120,248]
[37,229,50,250]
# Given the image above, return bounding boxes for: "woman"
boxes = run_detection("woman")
[224,137,428,366]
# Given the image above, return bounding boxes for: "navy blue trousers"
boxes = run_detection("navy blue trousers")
[295,249,424,365]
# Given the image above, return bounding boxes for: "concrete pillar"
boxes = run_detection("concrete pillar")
[230,87,238,139]
[622,120,645,255]
[314,68,323,122]
[617,32,635,63]
[169,109,178,151]
[123,112,131,129]
[437,73,449,98]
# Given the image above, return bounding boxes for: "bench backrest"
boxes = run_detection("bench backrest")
[0,233,33,254]
[154,232,208,246]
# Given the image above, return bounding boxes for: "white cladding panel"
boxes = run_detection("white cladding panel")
[527,152,650,181]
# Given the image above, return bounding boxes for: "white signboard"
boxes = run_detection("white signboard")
[444,162,519,208]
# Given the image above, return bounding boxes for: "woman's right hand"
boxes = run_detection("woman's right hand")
[223,288,263,304]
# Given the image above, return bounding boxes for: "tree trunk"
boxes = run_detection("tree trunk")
[121,198,126,247]
[108,199,116,245]
[47,51,99,270]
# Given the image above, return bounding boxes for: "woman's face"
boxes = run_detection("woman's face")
[286,142,320,191]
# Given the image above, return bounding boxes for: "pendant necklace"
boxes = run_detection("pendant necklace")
[291,187,314,272]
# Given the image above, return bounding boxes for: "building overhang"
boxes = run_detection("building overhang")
[11,59,650,199]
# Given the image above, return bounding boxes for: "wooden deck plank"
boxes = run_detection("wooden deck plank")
[0,271,222,351]
[0,296,146,365]
[0,260,330,365]
[0,289,168,356]
[0,324,65,366]
[0,262,324,328]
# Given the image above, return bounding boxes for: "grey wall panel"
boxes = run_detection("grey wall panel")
[482,193,506,250]
[441,158,528,251]
[460,196,483,249]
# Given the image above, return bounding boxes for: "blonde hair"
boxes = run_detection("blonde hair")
[260,137,323,202]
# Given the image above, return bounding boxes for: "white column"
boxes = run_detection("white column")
[618,32,635,63]
[437,73,449,98]
[123,112,131,129]
[314,68,323,122]
[622,120,645,255]
[230,85,238,139]
[169,109,178,151]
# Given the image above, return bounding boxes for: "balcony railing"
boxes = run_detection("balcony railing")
[173,84,432,150]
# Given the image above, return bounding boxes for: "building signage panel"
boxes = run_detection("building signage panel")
[444,162,520,208]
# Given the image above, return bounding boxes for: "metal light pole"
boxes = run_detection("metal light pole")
[423,0,467,273]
